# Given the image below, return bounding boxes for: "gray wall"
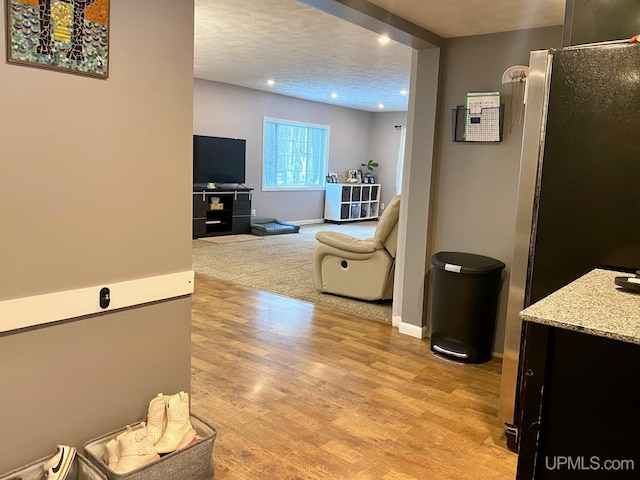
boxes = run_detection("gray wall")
[193,79,406,221]
[366,111,407,208]
[0,0,194,471]
[395,47,441,336]
[427,26,563,352]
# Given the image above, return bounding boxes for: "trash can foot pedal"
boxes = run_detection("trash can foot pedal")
[432,344,469,359]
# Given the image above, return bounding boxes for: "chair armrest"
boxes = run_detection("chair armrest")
[315,231,377,253]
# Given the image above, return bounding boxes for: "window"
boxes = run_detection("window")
[263,117,329,190]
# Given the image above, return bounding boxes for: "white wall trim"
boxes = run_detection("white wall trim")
[290,218,325,225]
[398,321,428,339]
[392,315,401,327]
[0,270,195,334]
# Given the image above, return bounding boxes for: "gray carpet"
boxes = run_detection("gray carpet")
[192,221,392,323]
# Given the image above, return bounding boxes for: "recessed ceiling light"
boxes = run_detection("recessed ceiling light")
[378,103,385,109]
[400,89,408,96]
[331,92,338,99]
[267,79,275,86]
[378,35,390,44]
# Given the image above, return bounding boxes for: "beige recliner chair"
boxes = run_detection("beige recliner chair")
[313,195,401,301]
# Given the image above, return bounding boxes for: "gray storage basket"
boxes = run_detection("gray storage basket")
[83,414,216,480]
[0,452,107,480]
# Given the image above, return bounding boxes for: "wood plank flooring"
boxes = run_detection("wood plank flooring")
[191,273,517,479]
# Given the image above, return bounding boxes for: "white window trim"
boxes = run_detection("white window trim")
[262,186,326,192]
[262,116,330,192]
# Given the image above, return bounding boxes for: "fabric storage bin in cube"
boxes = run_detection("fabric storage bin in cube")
[0,452,106,480]
[83,414,216,480]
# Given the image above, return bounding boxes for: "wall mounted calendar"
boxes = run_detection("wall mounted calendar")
[464,92,501,142]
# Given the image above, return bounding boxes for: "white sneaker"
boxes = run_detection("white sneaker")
[43,445,76,480]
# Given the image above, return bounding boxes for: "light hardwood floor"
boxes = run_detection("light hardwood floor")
[191,274,517,479]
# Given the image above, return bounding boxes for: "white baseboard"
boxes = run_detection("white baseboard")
[0,270,194,334]
[290,218,325,225]
[392,315,401,327]
[290,219,379,226]
[398,321,428,339]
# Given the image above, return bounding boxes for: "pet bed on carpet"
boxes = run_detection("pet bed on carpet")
[251,218,300,236]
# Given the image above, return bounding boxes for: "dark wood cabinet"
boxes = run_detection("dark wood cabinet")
[192,188,253,238]
[517,323,640,479]
[231,194,251,234]
[192,194,207,238]
[514,270,640,480]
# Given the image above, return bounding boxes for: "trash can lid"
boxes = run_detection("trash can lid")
[431,251,506,274]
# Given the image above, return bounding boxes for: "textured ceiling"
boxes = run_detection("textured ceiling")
[194,0,565,112]
[194,0,412,112]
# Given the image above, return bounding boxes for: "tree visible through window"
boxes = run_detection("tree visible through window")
[263,117,329,190]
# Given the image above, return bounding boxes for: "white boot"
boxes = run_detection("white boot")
[146,393,166,445]
[154,392,196,454]
[103,438,120,469]
[112,424,160,474]
[104,426,137,470]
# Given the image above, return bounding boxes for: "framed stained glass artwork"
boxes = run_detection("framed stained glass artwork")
[5,0,110,78]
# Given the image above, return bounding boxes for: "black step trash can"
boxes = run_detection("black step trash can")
[430,251,505,363]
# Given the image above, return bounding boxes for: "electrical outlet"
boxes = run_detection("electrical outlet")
[251,209,257,217]
[380,202,385,211]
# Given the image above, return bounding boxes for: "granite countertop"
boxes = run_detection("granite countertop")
[519,269,640,345]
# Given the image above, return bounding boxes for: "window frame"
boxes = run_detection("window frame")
[262,116,330,192]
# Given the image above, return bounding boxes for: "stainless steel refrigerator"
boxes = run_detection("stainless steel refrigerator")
[498,42,640,446]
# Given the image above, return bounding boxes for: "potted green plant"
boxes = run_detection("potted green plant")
[360,160,379,173]
[360,160,379,183]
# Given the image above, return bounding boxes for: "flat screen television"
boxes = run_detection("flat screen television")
[193,135,246,185]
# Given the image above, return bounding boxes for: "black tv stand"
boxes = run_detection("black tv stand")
[192,186,253,238]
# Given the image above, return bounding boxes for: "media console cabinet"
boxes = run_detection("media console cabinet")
[192,186,253,238]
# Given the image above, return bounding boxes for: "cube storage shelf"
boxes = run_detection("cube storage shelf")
[324,183,380,223]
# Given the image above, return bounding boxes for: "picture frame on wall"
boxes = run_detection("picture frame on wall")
[5,0,110,78]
